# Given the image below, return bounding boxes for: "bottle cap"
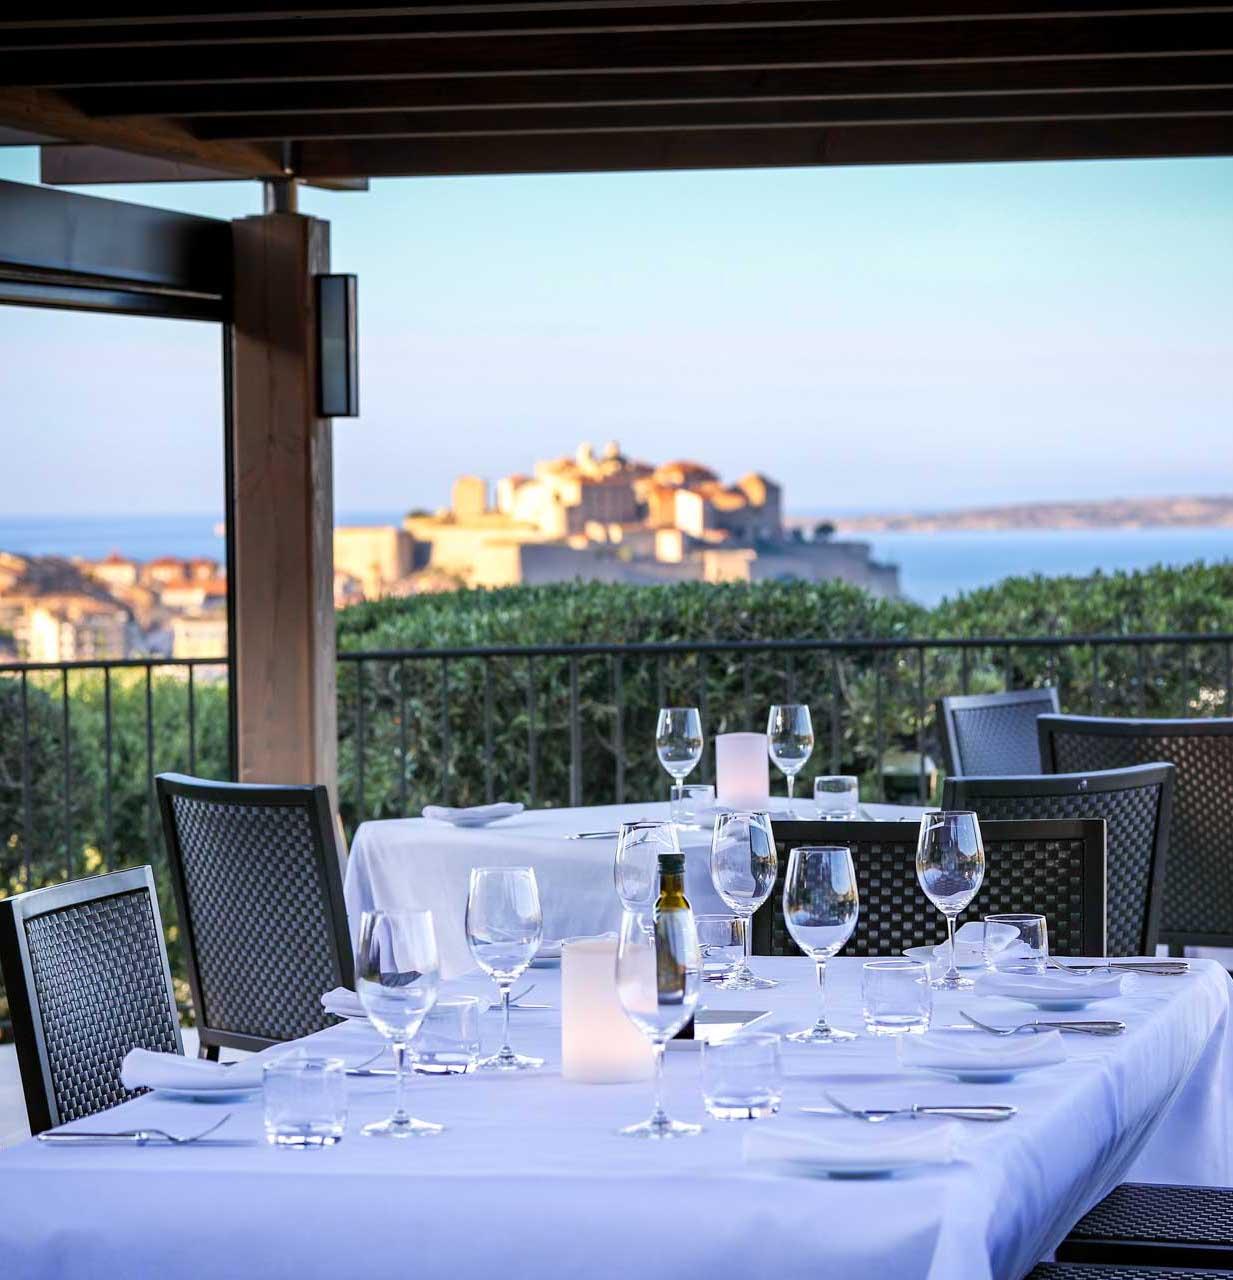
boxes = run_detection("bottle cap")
[657,852,685,875]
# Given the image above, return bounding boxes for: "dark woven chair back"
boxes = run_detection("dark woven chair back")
[156,772,354,1056]
[942,764,1173,957]
[751,818,1106,959]
[1039,714,1233,948]
[938,687,1060,777]
[0,866,182,1135]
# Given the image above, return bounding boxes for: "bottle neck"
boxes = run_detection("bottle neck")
[656,871,689,911]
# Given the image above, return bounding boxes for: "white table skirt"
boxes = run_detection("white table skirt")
[345,800,921,978]
[2,957,1228,1280]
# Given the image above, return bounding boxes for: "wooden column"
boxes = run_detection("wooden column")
[229,212,337,805]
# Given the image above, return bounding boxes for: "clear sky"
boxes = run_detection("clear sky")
[2,147,1230,518]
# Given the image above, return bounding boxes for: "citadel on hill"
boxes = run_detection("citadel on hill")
[334,441,900,601]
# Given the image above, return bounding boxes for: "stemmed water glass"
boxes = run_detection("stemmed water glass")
[782,846,860,1043]
[709,810,778,990]
[614,820,680,911]
[614,907,702,1139]
[767,704,813,815]
[465,866,544,1070]
[656,707,704,802]
[355,909,443,1137]
[916,810,986,990]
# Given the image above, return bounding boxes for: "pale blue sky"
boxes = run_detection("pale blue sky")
[1,148,1230,517]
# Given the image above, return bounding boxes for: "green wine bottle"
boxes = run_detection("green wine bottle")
[655,852,697,1041]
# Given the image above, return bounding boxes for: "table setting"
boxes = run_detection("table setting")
[5,698,1233,1280]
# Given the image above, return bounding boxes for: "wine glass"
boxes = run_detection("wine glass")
[656,708,704,805]
[782,846,859,1043]
[767,704,813,815]
[465,866,544,1070]
[709,810,778,990]
[614,820,680,911]
[355,909,443,1138]
[614,907,702,1139]
[916,810,986,990]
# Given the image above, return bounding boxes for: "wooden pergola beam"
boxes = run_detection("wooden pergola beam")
[7,13,1232,89]
[74,55,1233,120]
[295,112,1233,175]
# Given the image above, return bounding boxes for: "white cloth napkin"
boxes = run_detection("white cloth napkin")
[974,970,1125,1002]
[933,921,1018,967]
[743,1121,959,1177]
[421,802,524,827]
[322,986,367,1020]
[120,1048,265,1093]
[898,1029,1066,1073]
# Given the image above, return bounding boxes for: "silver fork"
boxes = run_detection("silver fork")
[38,1113,236,1146]
[818,1091,1016,1123]
[1047,955,1187,978]
[960,1010,1125,1036]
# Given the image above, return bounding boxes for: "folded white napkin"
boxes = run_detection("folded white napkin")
[121,1048,265,1093]
[933,921,1018,967]
[421,802,524,827]
[322,986,367,1020]
[898,1029,1065,1073]
[974,971,1124,1002]
[743,1121,958,1177]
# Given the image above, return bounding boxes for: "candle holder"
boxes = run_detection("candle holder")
[715,733,770,809]
[561,936,654,1084]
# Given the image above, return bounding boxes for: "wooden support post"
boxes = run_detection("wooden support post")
[229,212,337,806]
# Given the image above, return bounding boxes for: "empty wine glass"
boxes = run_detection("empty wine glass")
[916,810,986,990]
[355,909,443,1137]
[767,704,813,815]
[709,810,778,990]
[656,707,704,800]
[614,907,702,1139]
[465,866,544,1070]
[783,846,860,1043]
[614,820,680,911]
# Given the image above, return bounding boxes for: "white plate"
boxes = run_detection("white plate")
[151,1085,261,1102]
[1003,994,1112,1012]
[913,1061,1054,1084]
[903,945,985,972]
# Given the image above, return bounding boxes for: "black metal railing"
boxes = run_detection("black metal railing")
[336,631,1233,830]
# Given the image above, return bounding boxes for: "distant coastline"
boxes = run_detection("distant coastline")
[821,495,1233,535]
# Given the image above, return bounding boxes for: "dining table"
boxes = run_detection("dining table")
[344,798,923,977]
[3,954,1229,1280]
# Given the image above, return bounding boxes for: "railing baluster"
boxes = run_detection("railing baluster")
[399,659,411,813]
[874,653,886,803]
[61,668,72,879]
[104,666,114,871]
[1003,645,1013,693]
[1090,646,1101,714]
[916,647,927,804]
[440,658,451,805]
[743,652,753,729]
[1225,642,1233,715]
[1136,645,1147,716]
[20,669,32,891]
[568,655,582,808]
[785,651,796,703]
[698,651,710,784]
[355,659,366,826]
[656,654,665,711]
[613,654,625,805]
[830,654,841,775]
[186,663,197,777]
[145,664,155,865]
[482,660,494,805]
[526,656,537,807]
[960,646,971,695]
[1179,644,1190,715]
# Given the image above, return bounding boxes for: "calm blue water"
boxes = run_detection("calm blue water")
[2,514,1230,607]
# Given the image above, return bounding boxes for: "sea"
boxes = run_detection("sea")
[3,513,1232,608]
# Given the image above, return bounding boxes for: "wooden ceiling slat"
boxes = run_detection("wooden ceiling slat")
[293,113,1233,173]
[188,87,1233,139]
[72,55,1233,119]
[7,14,1233,90]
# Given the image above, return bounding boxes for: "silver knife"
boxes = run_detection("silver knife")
[37,1132,257,1146]
[565,830,620,841]
[800,1104,1016,1122]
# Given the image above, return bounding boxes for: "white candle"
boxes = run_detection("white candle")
[560,936,654,1084]
[716,732,771,808]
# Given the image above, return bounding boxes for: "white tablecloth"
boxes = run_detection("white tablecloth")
[3,957,1229,1280]
[345,800,921,977]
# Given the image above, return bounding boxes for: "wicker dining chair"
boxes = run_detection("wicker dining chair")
[751,817,1106,958]
[0,866,182,1136]
[1029,1263,1233,1280]
[1038,714,1233,951]
[156,772,354,1058]
[937,687,1060,777]
[942,764,1174,957]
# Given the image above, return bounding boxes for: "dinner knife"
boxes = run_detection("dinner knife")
[37,1132,257,1146]
[799,1105,1016,1122]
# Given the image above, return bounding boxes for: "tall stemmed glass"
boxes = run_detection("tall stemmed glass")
[783,846,860,1043]
[466,866,544,1070]
[356,909,443,1137]
[614,820,681,911]
[709,811,778,990]
[656,707,704,803]
[767,704,813,816]
[916,811,986,991]
[614,907,702,1139]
